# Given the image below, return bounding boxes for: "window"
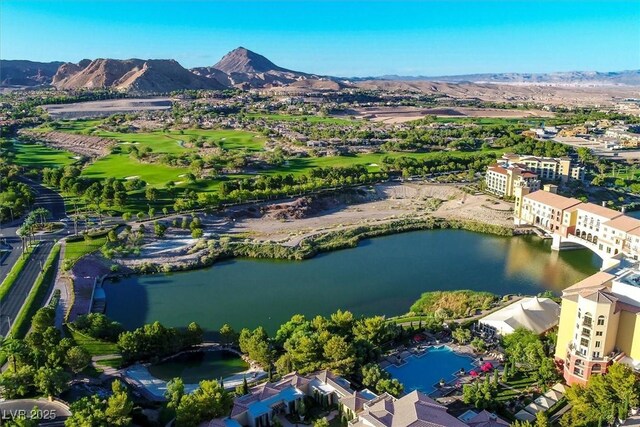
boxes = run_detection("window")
[597,316,605,326]
[580,337,589,347]
[596,331,603,336]
[595,341,601,348]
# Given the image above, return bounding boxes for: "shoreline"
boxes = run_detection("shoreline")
[111,217,525,277]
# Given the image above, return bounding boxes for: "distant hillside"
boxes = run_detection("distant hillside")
[0,60,64,86]
[52,58,227,91]
[372,70,640,86]
[3,48,639,91]
[205,47,335,89]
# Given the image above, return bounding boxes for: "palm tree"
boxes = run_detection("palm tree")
[1,338,26,372]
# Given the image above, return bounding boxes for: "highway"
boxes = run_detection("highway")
[0,241,54,336]
[0,178,67,337]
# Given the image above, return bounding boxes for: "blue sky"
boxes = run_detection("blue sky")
[2,0,639,76]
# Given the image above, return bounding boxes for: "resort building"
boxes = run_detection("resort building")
[554,266,640,385]
[459,410,510,427]
[485,164,540,198]
[514,186,640,262]
[349,390,469,427]
[513,185,582,235]
[212,371,368,427]
[478,297,560,336]
[501,153,586,182]
[212,371,474,427]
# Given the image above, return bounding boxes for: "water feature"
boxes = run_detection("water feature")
[103,229,601,334]
[385,346,475,393]
[148,350,248,383]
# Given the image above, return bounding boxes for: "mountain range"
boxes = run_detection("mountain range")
[1,47,639,91]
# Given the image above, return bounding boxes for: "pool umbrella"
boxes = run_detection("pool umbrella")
[470,370,478,377]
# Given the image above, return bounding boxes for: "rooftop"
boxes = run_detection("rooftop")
[603,216,640,233]
[523,190,582,211]
[576,203,623,220]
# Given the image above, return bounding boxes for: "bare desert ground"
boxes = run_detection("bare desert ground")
[201,182,514,246]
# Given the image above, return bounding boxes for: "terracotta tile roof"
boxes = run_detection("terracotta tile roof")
[603,216,640,233]
[576,203,623,220]
[563,271,615,295]
[523,190,582,211]
[487,165,508,175]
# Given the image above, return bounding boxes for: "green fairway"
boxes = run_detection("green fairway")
[268,149,504,176]
[82,154,188,186]
[13,142,79,168]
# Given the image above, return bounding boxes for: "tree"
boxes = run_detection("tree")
[220,324,238,346]
[1,338,27,372]
[0,365,35,399]
[452,327,472,344]
[176,380,232,427]
[535,411,550,427]
[34,366,70,400]
[165,377,185,409]
[105,380,133,426]
[191,228,204,238]
[145,187,158,202]
[314,418,330,427]
[66,395,107,427]
[323,335,356,376]
[31,307,56,334]
[66,347,91,374]
[376,378,404,397]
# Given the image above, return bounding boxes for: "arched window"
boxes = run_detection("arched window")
[592,364,602,372]
[597,316,605,326]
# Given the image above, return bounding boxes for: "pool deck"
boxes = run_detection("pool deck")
[382,342,504,400]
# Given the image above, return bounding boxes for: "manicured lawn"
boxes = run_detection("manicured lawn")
[13,142,79,168]
[64,236,107,266]
[268,149,504,176]
[94,356,122,368]
[82,154,188,186]
[67,326,120,356]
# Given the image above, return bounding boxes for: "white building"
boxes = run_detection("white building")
[478,297,561,336]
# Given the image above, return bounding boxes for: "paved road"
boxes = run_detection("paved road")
[0,240,54,336]
[0,178,67,337]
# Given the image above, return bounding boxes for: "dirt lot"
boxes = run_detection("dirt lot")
[201,182,514,246]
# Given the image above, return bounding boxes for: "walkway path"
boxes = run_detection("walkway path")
[49,240,72,328]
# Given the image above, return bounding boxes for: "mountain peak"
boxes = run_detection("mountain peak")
[213,47,288,74]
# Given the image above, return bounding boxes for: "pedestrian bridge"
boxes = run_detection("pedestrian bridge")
[550,232,622,271]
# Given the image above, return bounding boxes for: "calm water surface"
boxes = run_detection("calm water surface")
[104,230,600,334]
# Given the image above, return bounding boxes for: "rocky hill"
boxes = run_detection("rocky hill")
[52,58,227,91]
[206,47,333,89]
[0,60,64,86]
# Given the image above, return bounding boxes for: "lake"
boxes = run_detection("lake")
[103,229,601,335]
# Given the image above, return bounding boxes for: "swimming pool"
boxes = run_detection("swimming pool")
[385,346,475,393]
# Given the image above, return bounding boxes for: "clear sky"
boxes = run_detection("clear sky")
[2,0,639,76]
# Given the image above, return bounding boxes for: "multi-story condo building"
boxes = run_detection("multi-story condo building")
[485,164,540,198]
[501,153,586,182]
[555,267,640,385]
[513,187,640,384]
